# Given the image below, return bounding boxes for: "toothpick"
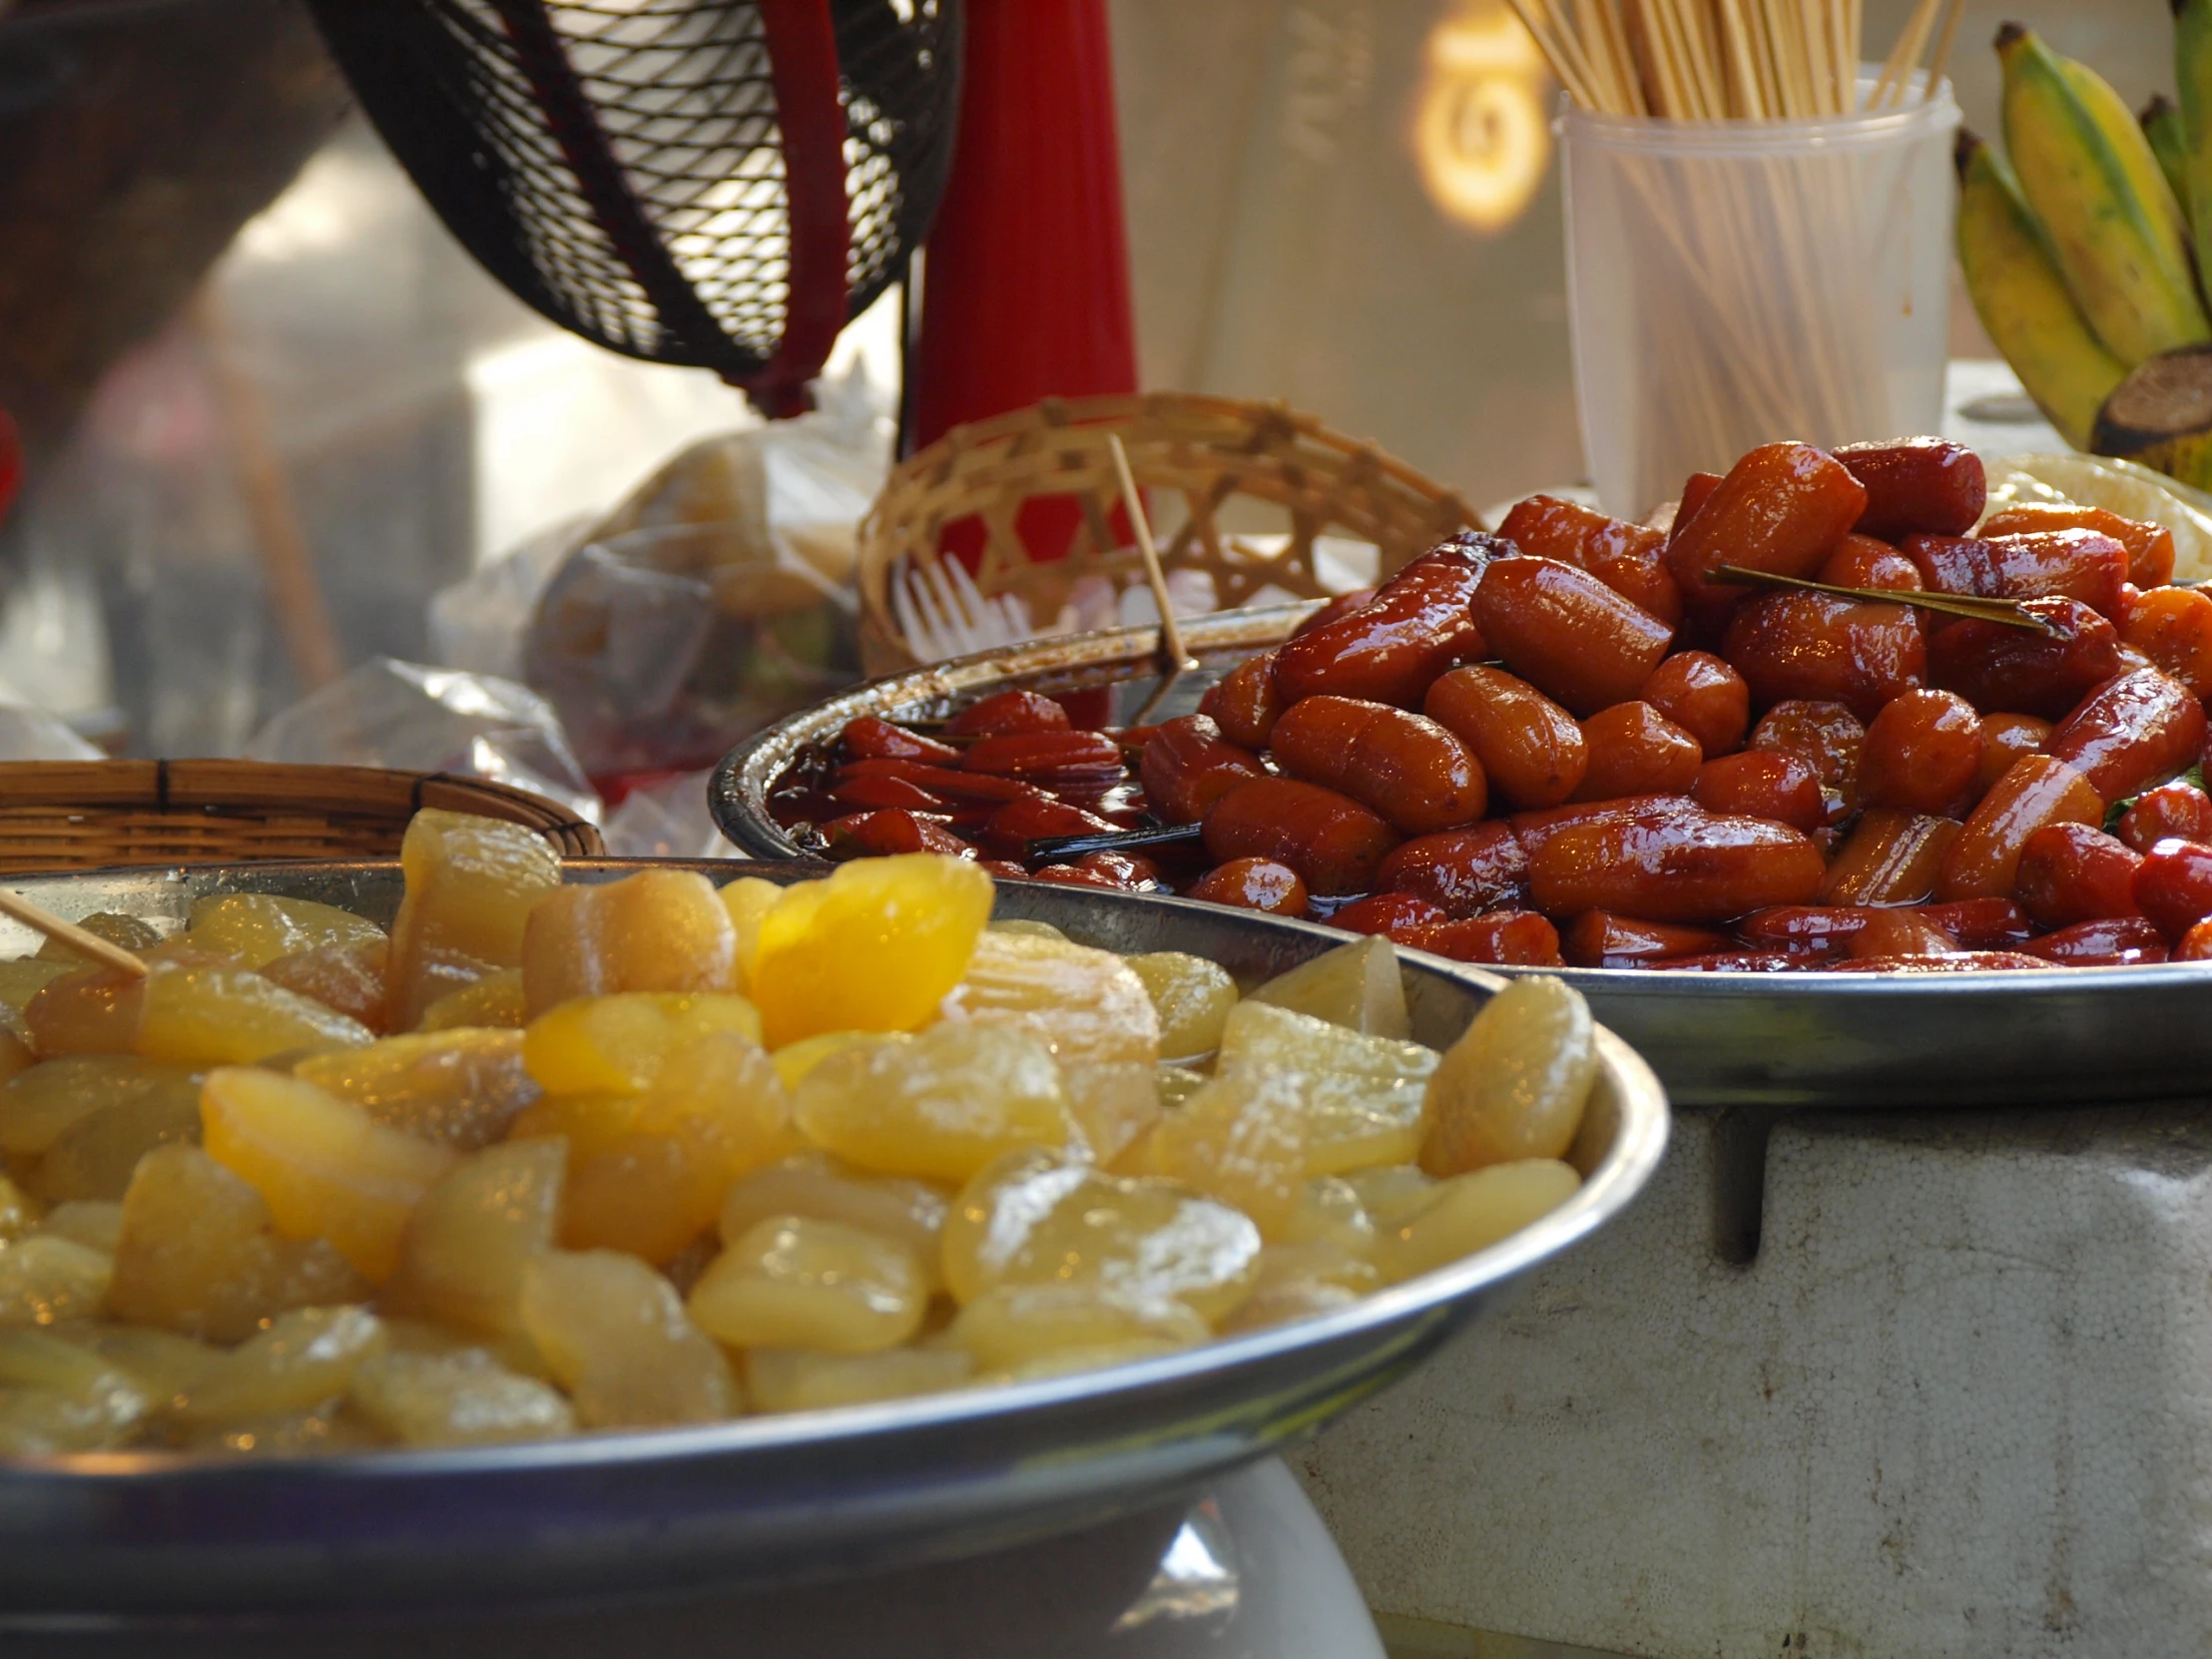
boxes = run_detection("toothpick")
[1106,433,1195,673]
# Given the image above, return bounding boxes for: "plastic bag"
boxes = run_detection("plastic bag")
[246,657,599,823]
[508,367,885,778]
[600,769,741,860]
[0,705,102,762]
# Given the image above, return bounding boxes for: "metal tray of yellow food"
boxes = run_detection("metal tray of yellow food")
[0,859,1666,1617]
[711,616,2212,1111]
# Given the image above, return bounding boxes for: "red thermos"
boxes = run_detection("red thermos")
[907,0,1138,453]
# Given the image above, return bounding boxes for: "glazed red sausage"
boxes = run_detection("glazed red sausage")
[1927,598,2122,720]
[1422,666,1587,810]
[1187,856,1310,917]
[1859,689,1983,817]
[1936,755,2103,900]
[1269,696,1488,834]
[1665,441,1867,607]
[1978,502,2175,588]
[2118,781,2212,852]
[1973,713,2055,794]
[2015,916,2168,965]
[2040,668,2207,805]
[1495,495,1682,625]
[1325,892,1449,937]
[1637,651,1750,757]
[2119,586,2212,698]
[2013,822,2143,929]
[1748,700,1866,798]
[839,716,960,765]
[1818,810,1962,904]
[2135,838,2212,941]
[1524,802,1826,923]
[946,689,1071,738]
[1904,529,2128,620]
[1470,557,1675,716]
[1571,703,1703,801]
[1401,912,1564,966]
[1137,714,1263,826]
[1202,776,1400,896]
[1833,437,1985,540]
[1201,651,1289,750]
[1562,911,1729,967]
[1374,822,1530,917]
[1691,751,1825,831]
[1720,590,1925,721]
[1272,535,1496,708]
[1817,533,1926,593]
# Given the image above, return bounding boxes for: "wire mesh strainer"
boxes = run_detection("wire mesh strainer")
[306,0,961,414]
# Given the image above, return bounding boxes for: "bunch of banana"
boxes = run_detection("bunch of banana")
[1957,19,2212,489]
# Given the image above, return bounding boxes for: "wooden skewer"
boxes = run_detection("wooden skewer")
[1712,565,2061,633]
[1922,0,1965,104]
[0,891,148,977]
[1106,433,1197,674]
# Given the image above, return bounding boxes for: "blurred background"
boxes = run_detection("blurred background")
[0,0,2176,760]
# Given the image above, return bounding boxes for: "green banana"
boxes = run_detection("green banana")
[2141,93,2192,227]
[2175,0,2212,294]
[2091,346,2212,491]
[1998,23,2207,364]
[1955,130,2128,449]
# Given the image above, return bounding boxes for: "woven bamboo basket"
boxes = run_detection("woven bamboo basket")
[858,392,1480,673]
[0,762,603,874]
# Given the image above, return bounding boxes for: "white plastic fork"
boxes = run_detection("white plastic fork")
[890,554,1034,663]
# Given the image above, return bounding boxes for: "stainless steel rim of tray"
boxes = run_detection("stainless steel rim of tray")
[711,618,2212,1112]
[0,859,1666,1619]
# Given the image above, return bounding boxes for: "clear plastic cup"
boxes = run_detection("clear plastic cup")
[1561,74,1960,518]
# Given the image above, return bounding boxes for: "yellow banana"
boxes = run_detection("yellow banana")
[2141,94,2192,229]
[2175,0,2212,289]
[1998,23,2207,364]
[1955,130,2127,450]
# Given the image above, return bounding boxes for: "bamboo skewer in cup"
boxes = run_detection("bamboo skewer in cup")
[1513,0,1961,517]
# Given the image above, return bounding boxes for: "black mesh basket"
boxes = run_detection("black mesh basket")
[307,0,961,413]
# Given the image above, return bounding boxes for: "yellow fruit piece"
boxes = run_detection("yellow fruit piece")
[1275,1176,1379,1259]
[522,991,762,1095]
[1123,952,1239,1058]
[1376,1160,1581,1284]
[1342,1164,1438,1228]
[1140,1068,1309,1239]
[139,962,374,1068]
[948,1283,1209,1374]
[0,1329,148,1451]
[0,1057,198,1158]
[35,913,160,967]
[201,1067,456,1283]
[942,1150,1262,1323]
[1217,1246,1374,1335]
[1153,1064,1206,1112]
[987,919,1066,941]
[514,1031,790,1263]
[1247,935,1409,1039]
[184,895,384,972]
[175,1404,382,1456]
[0,1235,113,1327]
[0,959,73,1014]
[743,1344,971,1412]
[25,968,145,1058]
[517,1249,737,1428]
[688,1215,926,1355]
[54,1323,221,1397]
[1219,1001,1438,1176]
[770,1029,880,1092]
[417,967,526,1033]
[0,1022,32,1089]
[0,1174,36,1243]
[793,1024,1072,1184]
[719,875,785,992]
[33,1082,204,1205]
[384,1137,565,1336]
[295,1028,541,1152]
[262,938,390,1035]
[109,1147,365,1343]
[941,929,1162,1164]
[1420,975,1598,1178]
[37,1202,124,1255]
[751,854,992,1047]
[387,810,564,1029]
[522,869,738,1016]
[347,1348,575,1446]
[170,1306,388,1425]
[718,1152,949,1291]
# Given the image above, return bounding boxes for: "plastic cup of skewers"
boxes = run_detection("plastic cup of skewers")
[1514,0,1967,516]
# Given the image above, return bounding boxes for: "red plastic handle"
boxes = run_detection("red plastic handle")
[754,0,853,418]
[0,407,19,529]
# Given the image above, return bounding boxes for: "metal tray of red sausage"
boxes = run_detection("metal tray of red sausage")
[710,605,2211,1112]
